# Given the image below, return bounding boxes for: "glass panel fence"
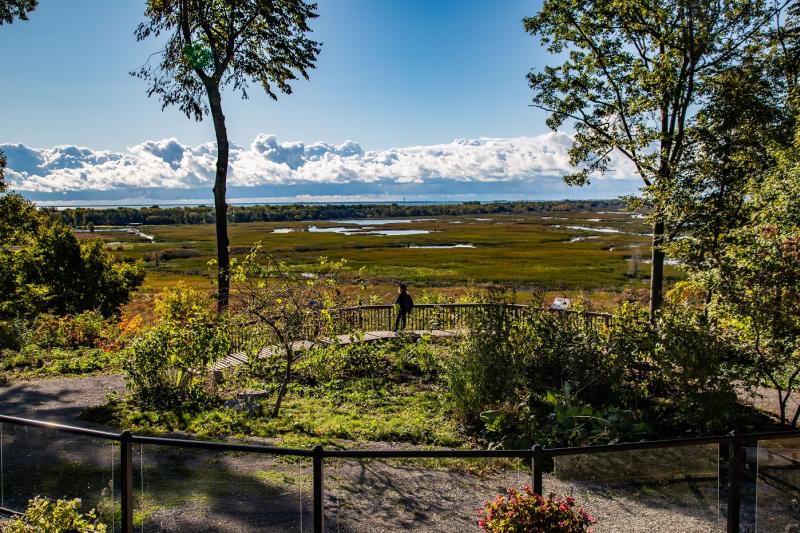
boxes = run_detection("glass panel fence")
[550,444,722,533]
[322,455,529,533]
[756,436,800,532]
[0,422,118,530]
[133,443,311,532]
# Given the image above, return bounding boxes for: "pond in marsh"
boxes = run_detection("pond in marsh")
[307,226,431,236]
[408,244,476,249]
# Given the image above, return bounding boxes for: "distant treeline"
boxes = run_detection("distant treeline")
[49,199,627,227]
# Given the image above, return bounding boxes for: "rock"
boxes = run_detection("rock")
[222,397,262,414]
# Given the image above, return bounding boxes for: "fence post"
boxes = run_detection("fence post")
[313,445,324,533]
[532,444,543,495]
[727,431,743,533]
[120,431,134,533]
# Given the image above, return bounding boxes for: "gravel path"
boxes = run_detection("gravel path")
[0,374,124,425]
[0,375,797,532]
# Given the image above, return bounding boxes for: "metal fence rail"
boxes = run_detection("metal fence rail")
[229,303,615,352]
[0,413,797,532]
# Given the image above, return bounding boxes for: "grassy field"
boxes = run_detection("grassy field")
[77,209,683,305]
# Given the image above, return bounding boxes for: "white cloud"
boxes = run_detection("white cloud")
[1,133,640,203]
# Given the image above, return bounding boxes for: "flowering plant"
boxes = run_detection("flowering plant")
[478,485,595,532]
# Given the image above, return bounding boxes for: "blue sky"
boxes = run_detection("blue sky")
[0,1,641,204]
[1,0,547,151]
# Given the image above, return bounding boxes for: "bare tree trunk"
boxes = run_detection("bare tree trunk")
[649,219,665,321]
[273,348,293,417]
[778,388,788,426]
[207,85,231,313]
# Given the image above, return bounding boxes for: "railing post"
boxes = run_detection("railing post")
[532,444,543,495]
[120,431,134,533]
[313,444,324,533]
[727,431,743,533]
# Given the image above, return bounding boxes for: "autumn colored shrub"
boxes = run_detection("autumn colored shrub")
[478,486,595,533]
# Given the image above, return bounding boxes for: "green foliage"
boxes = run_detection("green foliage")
[5,497,106,533]
[447,298,752,447]
[537,384,653,447]
[134,0,321,120]
[297,336,445,384]
[516,305,617,405]
[446,302,520,421]
[0,311,122,375]
[525,0,778,316]
[124,287,230,409]
[124,321,229,409]
[2,223,145,320]
[29,311,109,349]
[696,140,800,426]
[89,379,461,447]
[153,283,213,324]
[478,487,595,533]
[233,248,351,416]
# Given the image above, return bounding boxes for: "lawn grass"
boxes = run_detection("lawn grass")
[87,380,462,448]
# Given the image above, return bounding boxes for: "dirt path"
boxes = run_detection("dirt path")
[0,374,124,425]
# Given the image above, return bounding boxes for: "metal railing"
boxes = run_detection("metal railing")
[229,303,615,352]
[0,413,797,532]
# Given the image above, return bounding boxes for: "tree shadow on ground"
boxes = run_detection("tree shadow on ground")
[0,424,340,532]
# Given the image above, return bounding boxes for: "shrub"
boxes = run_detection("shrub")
[447,302,520,420]
[0,318,28,350]
[514,305,617,405]
[536,384,652,447]
[297,336,444,385]
[124,320,230,409]
[12,224,144,318]
[4,496,106,532]
[153,284,213,325]
[30,311,109,349]
[650,303,746,433]
[478,486,595,532]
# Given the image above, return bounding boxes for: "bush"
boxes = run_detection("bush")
[11,224,144,319]
[124,319,230,409]
[29,311,109,349]
[514,305,617,405]
[447,302,520,421]
[0,318,28,351]
[153,284,213,325]
[4,496,106,532]
[478,486,596,532]
[296,336,444,385]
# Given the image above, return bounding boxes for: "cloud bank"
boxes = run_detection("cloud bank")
[2,133,641,205]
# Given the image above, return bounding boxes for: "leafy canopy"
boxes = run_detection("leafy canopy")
[133,0,321,120]
[0,0,37,26]
[524,0,777,187]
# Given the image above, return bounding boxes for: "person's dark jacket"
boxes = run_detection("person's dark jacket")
[395,293,414,313]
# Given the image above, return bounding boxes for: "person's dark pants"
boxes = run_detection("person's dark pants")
[394,310,408,331]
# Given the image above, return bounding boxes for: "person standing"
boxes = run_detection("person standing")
[394,284,414,331]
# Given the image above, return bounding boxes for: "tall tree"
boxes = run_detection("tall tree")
[0,0,36,25]
[134,0,321,311]
[664,1,798,310]
[524,0,779,319]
